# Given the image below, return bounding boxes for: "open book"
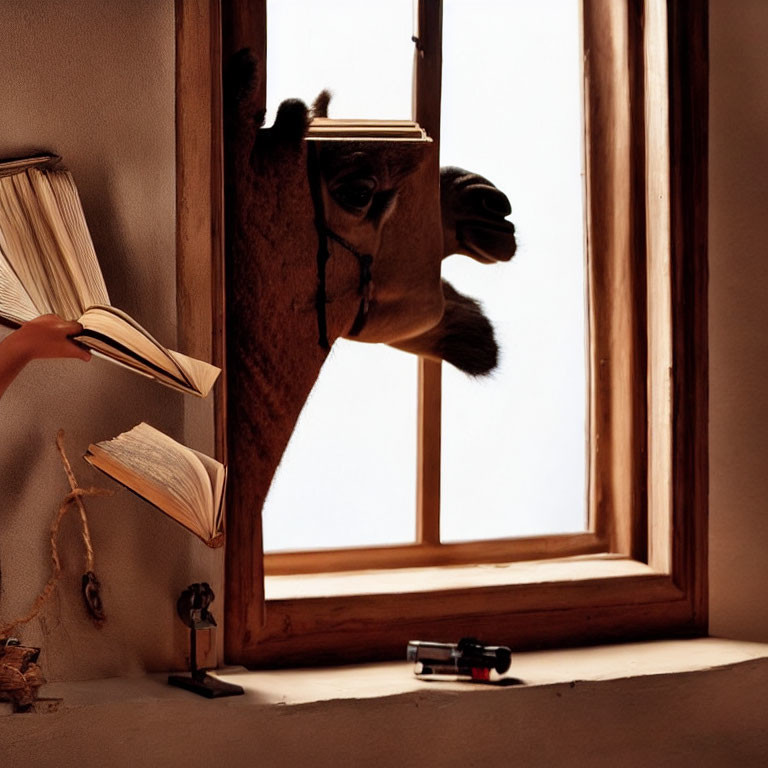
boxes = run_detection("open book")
[0,155,220,397]
[85,422,226,548]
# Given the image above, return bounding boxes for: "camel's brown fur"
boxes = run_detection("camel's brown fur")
[224,53,516,612]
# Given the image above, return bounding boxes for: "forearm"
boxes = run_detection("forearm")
[0,317,91,400]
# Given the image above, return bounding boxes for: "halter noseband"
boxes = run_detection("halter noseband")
[307,142,374,349]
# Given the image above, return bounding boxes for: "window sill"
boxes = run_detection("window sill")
[247,553,699,667]
[4,639,768,766]
[6,637,767,710]
[264,553,654,600]
[215,636,768,702]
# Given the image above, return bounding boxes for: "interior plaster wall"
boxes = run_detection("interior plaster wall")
[708,0,768,641]
[0,0,222,680]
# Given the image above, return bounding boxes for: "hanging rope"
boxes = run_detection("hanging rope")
[0,431,112,638]
[55,430,95,574]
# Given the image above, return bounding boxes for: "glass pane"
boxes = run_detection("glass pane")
[262,0,417,552]
[439,0,588,541]
[265,0,413,123]
[263,342,418,552]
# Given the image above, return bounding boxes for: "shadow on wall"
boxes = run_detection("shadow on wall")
[709,0,768,641]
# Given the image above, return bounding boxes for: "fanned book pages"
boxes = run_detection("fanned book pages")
[0,155,220,397]
[85,422,226,548]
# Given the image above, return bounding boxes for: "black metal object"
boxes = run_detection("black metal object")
[82,570,106,624]
[167,583,244,699]
[407,637,512,682]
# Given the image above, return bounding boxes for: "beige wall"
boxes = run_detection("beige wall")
[709,0,768,641]
[0,0,222,680]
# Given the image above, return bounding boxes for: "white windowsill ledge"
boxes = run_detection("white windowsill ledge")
[4,638,768,767]
[264,553,652,600]
[214,636,768,703]
[3,637,767,709]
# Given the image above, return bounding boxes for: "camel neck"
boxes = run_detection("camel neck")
[227,290,329,507]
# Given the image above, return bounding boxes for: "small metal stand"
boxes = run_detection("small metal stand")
[167,583,244,699]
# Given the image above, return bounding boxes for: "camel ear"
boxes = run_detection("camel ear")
[311,90,332,119]
[271,99,310,146]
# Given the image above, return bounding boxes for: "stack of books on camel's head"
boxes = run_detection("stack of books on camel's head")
[0,154,220,397]
[85,422,226,548]
[305,117,431,142]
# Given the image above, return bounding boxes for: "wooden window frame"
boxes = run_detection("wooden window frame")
[175,0,227,460]
[214,0,708,668]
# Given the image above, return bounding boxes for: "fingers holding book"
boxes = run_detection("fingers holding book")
[14,314,92,363]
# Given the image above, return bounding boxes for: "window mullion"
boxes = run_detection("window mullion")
[413,0,443,546]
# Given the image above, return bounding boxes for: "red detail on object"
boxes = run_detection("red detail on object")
[471,667,491,681]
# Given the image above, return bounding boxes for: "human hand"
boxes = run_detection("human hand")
[11,314,91,363]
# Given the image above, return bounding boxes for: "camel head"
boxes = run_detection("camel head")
[225,51,520,472]
[309,91,518,376]
[225,52,442,479]
[226,60,432,358]
[379,166,518,375]
[226,50,517,380]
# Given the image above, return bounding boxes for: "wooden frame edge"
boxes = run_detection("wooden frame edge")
[221,0,708,667]
[583,0,648,559]
[264,532,607,575]
[413,0,443,547]
[175,0,226,460]
[666,0,708,629]
[222,0,268,664]
[243,572,691,667]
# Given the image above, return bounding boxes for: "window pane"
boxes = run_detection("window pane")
[263,342,418,552]
[265,0,413,123]
[262,0,417,552]
[439,0,587,541]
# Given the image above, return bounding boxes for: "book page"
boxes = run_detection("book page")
[0,174,60,315]
[167,349,221,398]
[190,448,226,535]
[82,336,182,385]
[0,166,108,322]
[0,248,39,324]
[87,422,216,541]
[78,305,190,385]
[34,170,109,309]
[0,154,59,177]
[83,305,222,396]
[6,171,84,319]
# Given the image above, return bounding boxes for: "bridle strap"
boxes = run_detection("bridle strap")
[307,143,374,349]
[307,142,331,349]
[324,230,373,338]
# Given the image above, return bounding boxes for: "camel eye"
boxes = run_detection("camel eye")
[331,176,377,213]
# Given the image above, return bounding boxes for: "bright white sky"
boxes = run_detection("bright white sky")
[262,0,586,551]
